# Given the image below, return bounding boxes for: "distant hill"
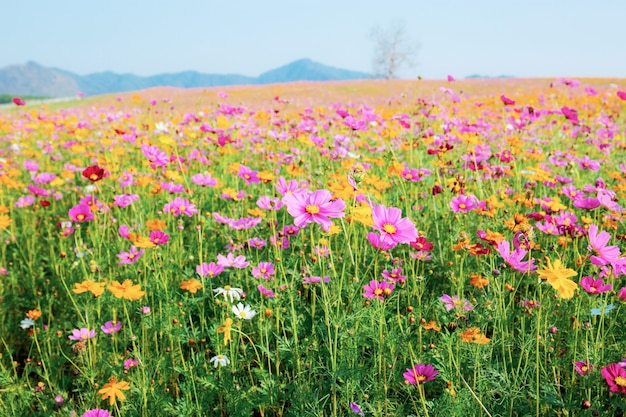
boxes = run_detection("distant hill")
[0,59,373,97]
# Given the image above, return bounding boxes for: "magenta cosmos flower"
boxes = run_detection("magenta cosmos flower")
[82,410,112,417]
[579,276,612,294]
[587,224,621,266]
[283,189,346,230]
[68,203,94,222]
[496,240,536,273]
[403,363,438,385]
[574,360,593,375]
[363,279,394,300]
[117,246,144,265]
[371,204,418,245]
[450,194,478,213]
[196,262,224,277]
[440,294,474,312]
[68,328,96,341]
[601,363,626,394]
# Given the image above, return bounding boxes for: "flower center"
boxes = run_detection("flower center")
[77,214,85,221]
[383,223,397,234]
[90,174,99,180]
[374,288,383,296]
[240,311,247,318]
[178,205,186,212]
[459,203,466,209]
[616,376,626,387]
[416,374,426,382]
[306,204,320,215]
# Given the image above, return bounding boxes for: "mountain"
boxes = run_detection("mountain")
[256,58,371,84]
[0,59,372,97]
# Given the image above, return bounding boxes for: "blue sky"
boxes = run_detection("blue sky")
[2,0,624,79]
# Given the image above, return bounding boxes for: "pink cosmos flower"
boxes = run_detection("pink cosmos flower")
[496,240,536,273]
[196,262,224,277]
[82,409,112,417]
[601,363,626,394]
[149,230,170,246]
[579,276,612,294]
[275,176,302,196]
[100,321,121,335]
[619,287,626,301]
[252,262,276,280]
[248,237,267,249]
[577,155,601,171]
[163,197,198,217]
[367,232,397,250]
[363,279,394,300]
[118,171,134,187]
[574,360,593,375]
[238,165,260,185]
[141,143,169,169]
[303,276,330,284]
[68,328,96,341]
[587,224,621,266]
[117,246,144,265]
[403,363,438,385]
[113,194,139,208]
[68,203,94,222]
[217,253,250,269]
[283,189,346,230]
[191,173,217,187]
[500,95,515,105]
[257,196,284,210]
[450,195,478,213]
[440,294,474,312]
[371,204,418,245]
[124,358,141,370]
[257,285,275,298]
[382,268,406,284]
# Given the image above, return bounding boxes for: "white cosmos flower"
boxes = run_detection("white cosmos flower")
[209,354,230,368]
[231,303,256,320]
[213,285,244,303]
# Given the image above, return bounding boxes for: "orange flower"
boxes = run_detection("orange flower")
[460,327,491,344]
[469,274,489,288]
[26,309,42,320]
[0,215,11,229]
[145,219,166,231]
[504,213,530,233]
[247,208,266,218]
[180,278,203,294]
[73,280,106,297]
[98,377,130,405]
[108,280,145,301]
[423,321,441,331]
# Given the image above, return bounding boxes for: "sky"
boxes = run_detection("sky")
[2,0,625,80]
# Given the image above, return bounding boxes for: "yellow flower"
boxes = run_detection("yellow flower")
[217,318,233,346]
[73,280,106,297]
[108,280,145,301]
[98,377,130,405]
[536,258,578,299]
[180,278,203,294]
[0,215,11,229]
[132,236,156,249]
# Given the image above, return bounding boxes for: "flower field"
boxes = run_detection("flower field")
[1,77,626,416]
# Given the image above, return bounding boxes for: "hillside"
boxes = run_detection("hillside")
[0,59,373,97]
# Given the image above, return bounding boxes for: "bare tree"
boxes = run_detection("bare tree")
[370,21,420,80]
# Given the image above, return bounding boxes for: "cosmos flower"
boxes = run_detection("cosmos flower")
[371,204,418,245]
[68,328,96,341]
[403,363,438,385]
[363,279,394,300]
[496,240,536,273]
[232,303,257,320]
[282,189,346,230]
[209,354,230,368]
[536,258,578,299]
